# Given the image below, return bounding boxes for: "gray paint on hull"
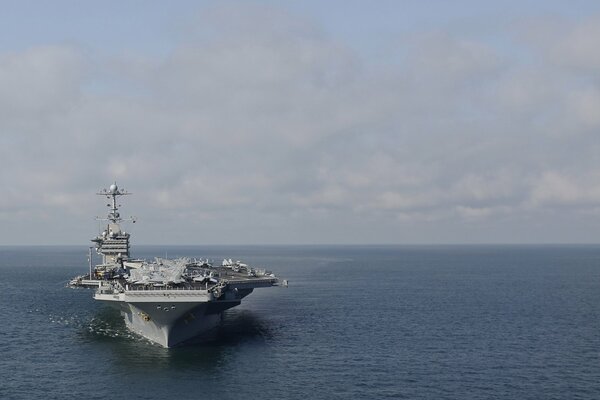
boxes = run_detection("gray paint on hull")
[120,300,241,347]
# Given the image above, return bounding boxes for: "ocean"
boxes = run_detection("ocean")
[1,245,599,399]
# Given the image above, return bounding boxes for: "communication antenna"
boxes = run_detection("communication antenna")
[95,182,136,223]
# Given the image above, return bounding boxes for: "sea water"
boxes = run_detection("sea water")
[1,245,599,399]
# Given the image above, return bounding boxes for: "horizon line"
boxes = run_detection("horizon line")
[1,243,599,247]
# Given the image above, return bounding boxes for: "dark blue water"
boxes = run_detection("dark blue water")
[1,245,600,399]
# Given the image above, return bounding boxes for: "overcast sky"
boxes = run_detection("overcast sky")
[2,0,600,245]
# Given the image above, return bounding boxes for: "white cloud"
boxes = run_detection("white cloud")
[455,205,511,219]
[550,15,600,70]
[565,87,600,129]
[0,46,83,121]
[406,31,502,84]
[529,171,600,207]
[2,7,600,244]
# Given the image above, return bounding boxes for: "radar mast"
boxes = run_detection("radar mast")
[97,182,133,223]
[93,183,135,266]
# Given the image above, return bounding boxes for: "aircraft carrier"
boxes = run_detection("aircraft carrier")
[69,183,283,347]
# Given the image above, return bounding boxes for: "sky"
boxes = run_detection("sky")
[2,0,600,245]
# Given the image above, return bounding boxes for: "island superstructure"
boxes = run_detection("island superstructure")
[70,183,282,347]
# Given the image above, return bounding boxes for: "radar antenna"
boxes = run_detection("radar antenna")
[96,182,135,223]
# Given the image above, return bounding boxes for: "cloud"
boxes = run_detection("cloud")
[455,205,511,220]
[546,15,600,70]
[0,46,83,123]
[530,171,600,207]
[565,87,600,129]
[405,31,502,86]
[1,6,600,244]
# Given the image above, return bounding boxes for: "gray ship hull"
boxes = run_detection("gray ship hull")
[121,301,238,347]
[95,285,258,347]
